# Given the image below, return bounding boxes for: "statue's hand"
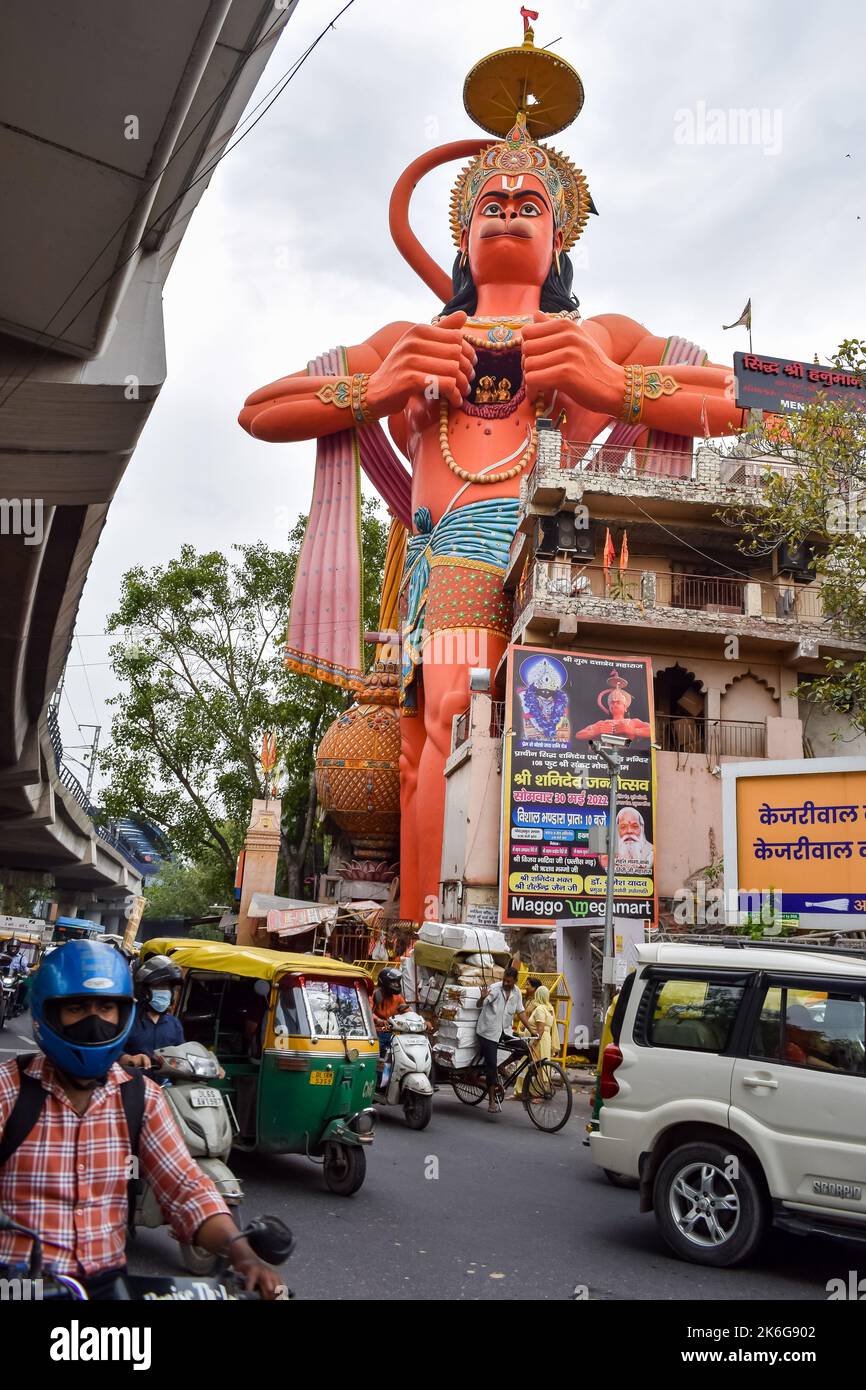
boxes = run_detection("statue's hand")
[367,312,475,416]
[522,314,623,417]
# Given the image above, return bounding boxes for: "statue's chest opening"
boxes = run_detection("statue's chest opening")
[464,346,524,417]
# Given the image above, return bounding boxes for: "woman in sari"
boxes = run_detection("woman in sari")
[514,983,559,1098]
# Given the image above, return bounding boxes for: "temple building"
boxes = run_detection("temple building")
[437,425,866,1017]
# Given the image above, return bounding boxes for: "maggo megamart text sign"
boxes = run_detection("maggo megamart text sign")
[499,646,657,927]
[734,351,865,415]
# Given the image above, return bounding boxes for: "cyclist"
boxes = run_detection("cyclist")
[477,966,530,1115]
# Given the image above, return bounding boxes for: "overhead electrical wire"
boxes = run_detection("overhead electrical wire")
[75,635,102,724]
[618,489,754,580]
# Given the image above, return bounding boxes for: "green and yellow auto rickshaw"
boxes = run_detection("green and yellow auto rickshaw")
[141,939,377,1195]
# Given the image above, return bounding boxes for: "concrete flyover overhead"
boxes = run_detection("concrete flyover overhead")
[0,0,298,907]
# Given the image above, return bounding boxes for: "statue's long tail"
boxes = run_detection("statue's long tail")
[389,140,487,302]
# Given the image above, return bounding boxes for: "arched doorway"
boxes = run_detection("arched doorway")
[654,665,707,752]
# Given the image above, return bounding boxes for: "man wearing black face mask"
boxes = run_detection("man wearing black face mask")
[0,940,283,1297]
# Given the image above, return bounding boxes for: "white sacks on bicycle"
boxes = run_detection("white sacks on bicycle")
[437,1020,479,1049]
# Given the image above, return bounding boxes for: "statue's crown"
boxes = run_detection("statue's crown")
[532,659,564,692]
[453,16,594,252]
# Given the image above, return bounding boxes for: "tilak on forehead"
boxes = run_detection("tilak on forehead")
[450,111,593,252]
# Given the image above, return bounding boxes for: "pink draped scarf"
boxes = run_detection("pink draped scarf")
[285,347,412,691]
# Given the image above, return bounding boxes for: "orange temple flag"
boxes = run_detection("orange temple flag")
[619,530,629,573]
[603,527,615,593]
[722,297,753,353]
[722,298,751,332]
[260,732,278,793]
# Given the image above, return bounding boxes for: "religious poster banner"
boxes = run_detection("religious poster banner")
[734,351,865,415]
[722,757,866,921]
[499,646,657,928]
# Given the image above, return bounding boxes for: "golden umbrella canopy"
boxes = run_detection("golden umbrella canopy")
[463,17,584,140]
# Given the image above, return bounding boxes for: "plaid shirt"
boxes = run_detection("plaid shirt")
[0,1054,229,1276]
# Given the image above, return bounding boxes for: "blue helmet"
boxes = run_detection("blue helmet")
[31,940,135,1078]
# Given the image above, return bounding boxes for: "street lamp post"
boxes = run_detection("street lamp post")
[591,734,631,1017]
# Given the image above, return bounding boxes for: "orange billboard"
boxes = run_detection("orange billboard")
[734,766,866,915]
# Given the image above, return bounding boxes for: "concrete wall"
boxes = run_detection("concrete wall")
[440,695,502,896]
[654,752,726,895]
[799,702,866,758]
[720,673,778,721]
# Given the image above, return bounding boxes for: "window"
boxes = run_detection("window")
[610,970,636,1045]
[647,977,745,1052]
[753,985,866,1075]
[179,972,225,1048]
[179,972,268,1056]
[275,981,304,1037]
[304,980,372,1039]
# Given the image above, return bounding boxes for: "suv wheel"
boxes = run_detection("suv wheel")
[653,1141,767,1268]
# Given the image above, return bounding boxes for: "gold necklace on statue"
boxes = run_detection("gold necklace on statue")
[438,398,544,484]
[456,308,580,351]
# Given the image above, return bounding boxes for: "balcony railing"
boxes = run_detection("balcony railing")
[559,440,698,478]
[655,714,767,759]
[452,700,506,752]
[46,699,156,876]
[517,562,826,626]
[528,438,803,490]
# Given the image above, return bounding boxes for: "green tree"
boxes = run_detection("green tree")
[100,499,389,898]
[731,338,866,735]
[142,858,231,919]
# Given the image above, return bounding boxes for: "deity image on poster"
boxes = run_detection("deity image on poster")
[517,655,571,742]
[573,669,652,744]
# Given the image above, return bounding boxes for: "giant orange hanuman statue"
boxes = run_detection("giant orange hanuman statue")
[239,18,742,923]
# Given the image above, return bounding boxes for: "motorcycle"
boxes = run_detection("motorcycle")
[132,1042,243,1274]
[0,976,17,1030]
[374,1011,434,1130]
[0,1206,295,1300]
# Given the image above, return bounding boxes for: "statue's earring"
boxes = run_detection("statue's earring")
[554,248,562,277]
[460,249,468,270]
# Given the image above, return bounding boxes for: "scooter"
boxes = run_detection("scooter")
[374,1011,434,1130]
[133,1042,243,1274]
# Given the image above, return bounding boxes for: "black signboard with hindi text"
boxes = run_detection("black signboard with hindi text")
[734,351,865,415]
[499,646,658,929]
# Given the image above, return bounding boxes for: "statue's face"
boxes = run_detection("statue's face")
[463,173,562,288]
[608,690,627,719]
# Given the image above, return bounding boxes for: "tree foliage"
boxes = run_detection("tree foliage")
[100,500,389,898]
[142,858,231,919]
[731,338,866,735]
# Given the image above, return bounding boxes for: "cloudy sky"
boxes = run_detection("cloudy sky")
[62,0,866,788]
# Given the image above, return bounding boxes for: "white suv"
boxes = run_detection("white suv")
[590,942,866,1266]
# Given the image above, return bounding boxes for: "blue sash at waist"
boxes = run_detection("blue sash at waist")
[400,498,519,709]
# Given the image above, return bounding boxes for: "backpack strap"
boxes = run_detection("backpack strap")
[0,1055,44,1168]
[0,1057,149,1235]
[118,1068,147,1232]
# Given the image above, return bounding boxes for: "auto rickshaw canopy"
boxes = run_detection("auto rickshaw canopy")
[141,937,371,984]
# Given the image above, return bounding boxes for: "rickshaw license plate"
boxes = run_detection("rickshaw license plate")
[189,1088,222,1108]
[310,1071,334,1086]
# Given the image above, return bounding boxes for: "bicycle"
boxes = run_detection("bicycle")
[449,1035,573,1133]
